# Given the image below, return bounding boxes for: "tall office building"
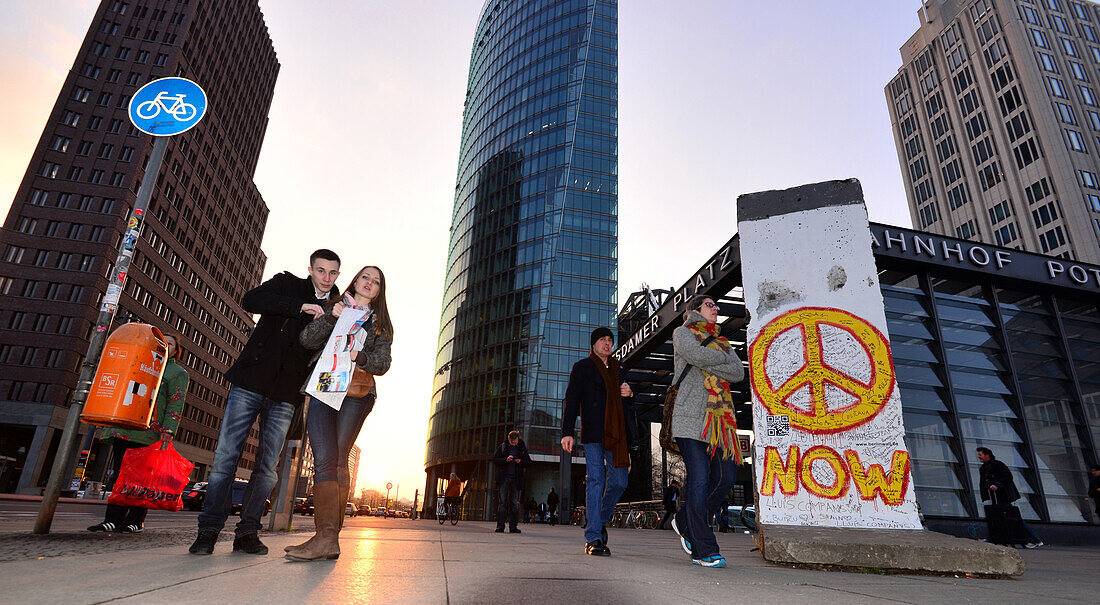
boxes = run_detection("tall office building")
[888,0,1100,264]
[425,0,619,519]
[0,0,279,493]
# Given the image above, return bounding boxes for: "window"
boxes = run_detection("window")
[1007,112,1032,141]
[4,246,25,263]
[116,46,131,60]
[995,223,1018,246]
[29,189,48,206]
[956,220,980,239]
[62,111,80,127]
[155,53,167,67]
[1037,51,1059,73]
[1056,101,1078,124]
[1031,29,1051,49]
[107,68,121,83]
[997,86,1022,116]
[81,63,100,79]
[1048,76,1069,98]
[98,143,114,159]
[1066,128,1088,151]
[1033,201,1061,227]
[1014,137,1041,168]
[88,115,102,130]
[978,162,1002,191]
[108,119,123,134]
[50,135,70,152]
[1079,84,1098,105]
[1053,15,1072,34]
[1022,5,1041,25]
[1039,226,1067,252]
[136,50,149,63]
[1079,169,1099,188]
[1062,37,1080,57]
[72,87,90,102]
[89,169,105,184]
[120,147,134,162]
[1085,194,1100,211]
[1069,60,1089,80]
[39,162,60,178]
[971,136,996,165]
[1026,177,1053,204]
[96,91,112,106]
[988,200,1012,223]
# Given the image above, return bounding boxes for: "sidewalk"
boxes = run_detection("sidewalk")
[1,519,1097,604]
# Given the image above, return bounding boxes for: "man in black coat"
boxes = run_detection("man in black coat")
[977,447,1043,547]
[493,430,532,533]
[1089,465,1100,519]
[546,487,560,525]
[190,249,341,556]
[561,327,634,556]
[661,480,680,530]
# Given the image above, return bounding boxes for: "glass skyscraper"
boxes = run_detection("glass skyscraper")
[425,0,618,519]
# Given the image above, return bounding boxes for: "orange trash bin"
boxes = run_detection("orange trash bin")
[81,323,168,429]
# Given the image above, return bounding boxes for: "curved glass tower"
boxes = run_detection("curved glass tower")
[425,0,618,519]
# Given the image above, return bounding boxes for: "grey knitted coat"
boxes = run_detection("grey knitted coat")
[670,311,745,442]
[299,310,392,396]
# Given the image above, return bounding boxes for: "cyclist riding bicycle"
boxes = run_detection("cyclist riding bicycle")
[443,472,463,508]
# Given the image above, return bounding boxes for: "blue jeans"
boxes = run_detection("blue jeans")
[583,443,629,543]
[306,394,374,483]
[676,437,738,558]
[198,385,295,537]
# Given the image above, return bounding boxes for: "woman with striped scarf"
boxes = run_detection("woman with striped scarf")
[668,293,747,568]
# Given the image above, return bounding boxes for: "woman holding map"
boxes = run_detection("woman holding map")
[285,265,393,561]
[669,294,746,569]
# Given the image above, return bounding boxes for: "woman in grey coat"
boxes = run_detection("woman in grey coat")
[284,265,393,561]
[669,293,747,568]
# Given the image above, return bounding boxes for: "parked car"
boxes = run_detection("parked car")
[359,505,372,517]
[345,503,359,517]
[385,508,397,518]
[181,482,208,511]
[301,494,315,515]
[181,480,271,515]
[372,507,387,517]
[293,497,307,514]
[725,505,757,531]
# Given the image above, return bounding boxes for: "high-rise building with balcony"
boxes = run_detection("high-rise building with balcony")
[425,0,620,519]
[0,0,279,493]
[888,0,1100,264]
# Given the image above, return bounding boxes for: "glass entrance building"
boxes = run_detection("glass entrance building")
[425,0,619,519]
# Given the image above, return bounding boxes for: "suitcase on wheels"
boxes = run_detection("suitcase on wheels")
[985,492,1030,546]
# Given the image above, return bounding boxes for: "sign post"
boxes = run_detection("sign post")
[34,78,207,534]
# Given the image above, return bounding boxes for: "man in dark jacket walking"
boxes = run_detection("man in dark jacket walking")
[1089,465,1100,519]
[493,430,532,533]
[547,487,560,525]
[562,327,634,556]
[661,480,680,530]
[977,447,1043,547]
[190,249,341,555]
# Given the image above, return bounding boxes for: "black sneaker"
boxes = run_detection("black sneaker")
[585,540,611,556]
[494,526,505,533]
[233,533,268,555]
[509,527,522,534]
[189,529,219,555]
[121,523,143,533]
[87,522,117,533]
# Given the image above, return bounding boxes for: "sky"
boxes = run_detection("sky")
[0,0,923,500]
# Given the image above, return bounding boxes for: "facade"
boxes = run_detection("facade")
[888,0,1100,265]
[0,0,279,493]
[425,0,619,519]
[617,221,1100,538]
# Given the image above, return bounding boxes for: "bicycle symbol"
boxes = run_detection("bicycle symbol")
[134,91,198,122]
[749,307,896,435]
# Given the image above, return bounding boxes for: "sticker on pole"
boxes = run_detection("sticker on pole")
[128,77,207,136]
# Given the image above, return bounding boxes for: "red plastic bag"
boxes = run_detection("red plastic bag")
[107,441,194,511]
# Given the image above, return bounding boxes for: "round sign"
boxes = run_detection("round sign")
[128,77,207,136]
[748,306,895,435]
[386,482,393,490]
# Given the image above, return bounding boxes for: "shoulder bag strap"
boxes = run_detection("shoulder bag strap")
[672,335,716,388]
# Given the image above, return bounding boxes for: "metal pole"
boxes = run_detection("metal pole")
[34,136,169,534]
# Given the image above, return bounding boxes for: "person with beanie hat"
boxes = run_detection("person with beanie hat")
[562,327,635,556]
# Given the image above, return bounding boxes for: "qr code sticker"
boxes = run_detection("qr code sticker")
[766,415,790,437]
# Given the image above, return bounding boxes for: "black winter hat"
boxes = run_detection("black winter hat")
[590,327,614,346]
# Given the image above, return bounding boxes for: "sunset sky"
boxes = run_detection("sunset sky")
[0,0,922,500]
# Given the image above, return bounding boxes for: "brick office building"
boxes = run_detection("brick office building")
[0,0,279,493]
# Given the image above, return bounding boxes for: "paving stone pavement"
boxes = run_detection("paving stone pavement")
[0,519,1097,605]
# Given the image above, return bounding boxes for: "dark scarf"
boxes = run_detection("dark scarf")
[591,352,630,468]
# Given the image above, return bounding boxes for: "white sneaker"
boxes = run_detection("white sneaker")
[1025,541,1044,549]
[671,516,692,556]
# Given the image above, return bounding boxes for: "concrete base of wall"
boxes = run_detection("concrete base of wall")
[760,524,1025,576]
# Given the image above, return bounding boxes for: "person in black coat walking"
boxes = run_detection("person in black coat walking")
[1089,465,1100,520]
[977,447,1043,547]
[190,249,342,556]
[493,431,532,533]
[547,488,560,525]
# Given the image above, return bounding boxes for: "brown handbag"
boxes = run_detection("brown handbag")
[659,335,714,455]
[347,364,375,399]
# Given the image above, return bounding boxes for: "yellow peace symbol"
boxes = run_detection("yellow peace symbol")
[748,307,895,435]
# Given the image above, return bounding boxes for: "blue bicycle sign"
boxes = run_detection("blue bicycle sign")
[128,77,207,136]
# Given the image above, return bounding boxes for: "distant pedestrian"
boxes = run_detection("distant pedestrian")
[669,295,746,568]
[190,249,341,556]
[562,327,635,556]
[89,333,188,534]
[1090,465,1100,520]
[285,265,393,561]
[547,488,559,525]
[660,480,680,530]
[977,447,1043,548]
[493,430,531,533]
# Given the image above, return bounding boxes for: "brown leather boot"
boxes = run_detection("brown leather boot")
[285,481,340,561]
[337,469,351,531]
